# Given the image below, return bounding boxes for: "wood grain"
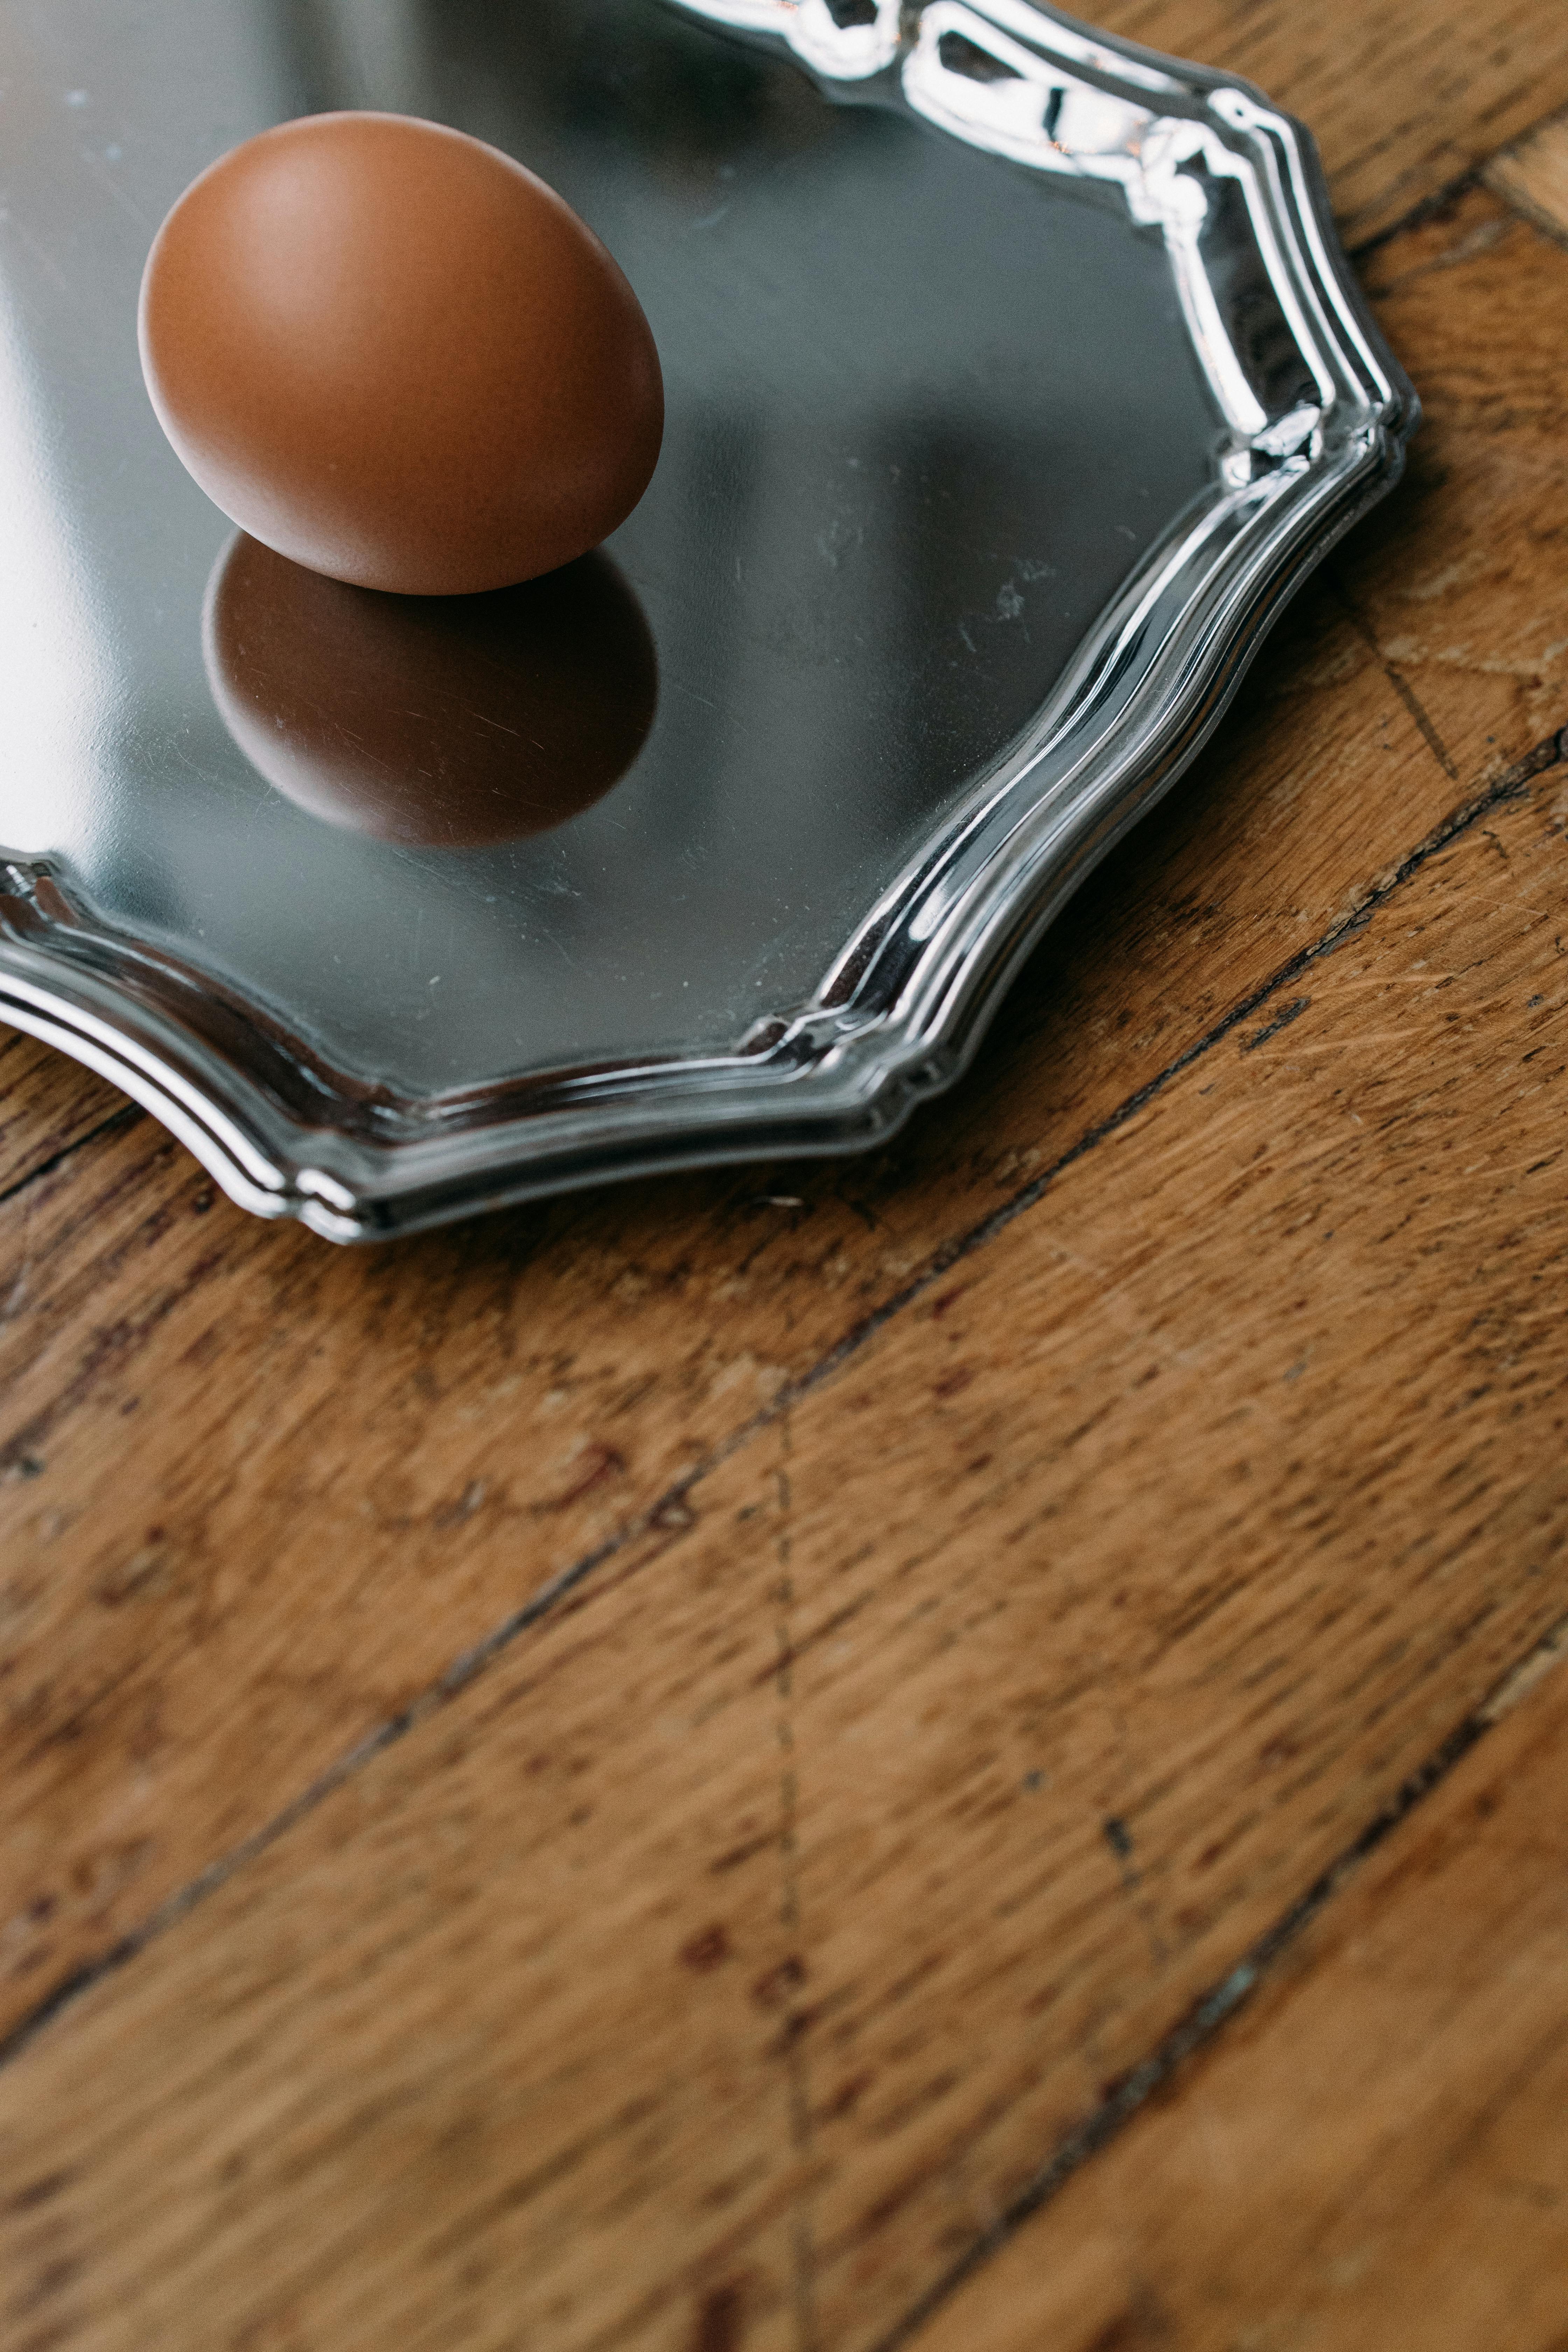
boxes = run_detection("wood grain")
[913,1643,1568,2352]
[1487,110,1568,243]
[4,32,1568,2347]
[3,191,1566,2038]
[0,1030,130,1203]
[1353,193,1568,780]
[1095,0,1568,243]
[5,702,1568,2352]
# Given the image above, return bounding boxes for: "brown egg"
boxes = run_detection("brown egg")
[141,112,664,595]
[204,533,658,846]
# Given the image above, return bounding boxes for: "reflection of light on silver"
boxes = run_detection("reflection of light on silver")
[691,0,1346,456]
[289,0,439,114]
[685,0,903,78]
[0,290,110,856]
[791,0,903,78]
[675,0,1410,1077]
[902,1,1322,446]
[0,0,1415,1241]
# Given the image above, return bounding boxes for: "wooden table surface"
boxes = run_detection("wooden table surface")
[5,8,1568,2348]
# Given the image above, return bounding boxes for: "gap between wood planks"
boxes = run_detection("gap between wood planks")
[1347,118,1556,265]
[1343,96,1568,266]
[0,108,1562,2329]
[1484,110,1568,248]
[1,716,1562,2085]
[0,1103,145,1215]
[864,1609,1568,2352]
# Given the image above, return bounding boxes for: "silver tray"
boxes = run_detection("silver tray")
[0,0,1415,1240]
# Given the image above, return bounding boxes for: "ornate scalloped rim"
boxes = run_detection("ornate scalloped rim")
[0,0,1416,1240]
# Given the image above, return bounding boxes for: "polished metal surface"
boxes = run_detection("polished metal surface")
[0,0,1416,1239]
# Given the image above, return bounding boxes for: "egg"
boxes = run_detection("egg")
[140,112,664,596]
[204,534,658,846]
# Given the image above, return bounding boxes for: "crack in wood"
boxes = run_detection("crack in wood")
[0,1103,145,1214]
[868,1613,1568,2352]
[1,724,1563,2080]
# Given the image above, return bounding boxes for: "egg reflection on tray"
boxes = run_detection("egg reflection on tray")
[203,534,658,848]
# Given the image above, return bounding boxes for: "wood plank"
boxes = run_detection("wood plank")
[6,722,1568,2351]
[1341,189,1568,802]
[2,192,1565,2035]
[1329,188,1568,797]
[913,1644,1568,2352]
[1096,0,1568,243]
[0,1028,129,1203]
[1486,111,1568,243]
